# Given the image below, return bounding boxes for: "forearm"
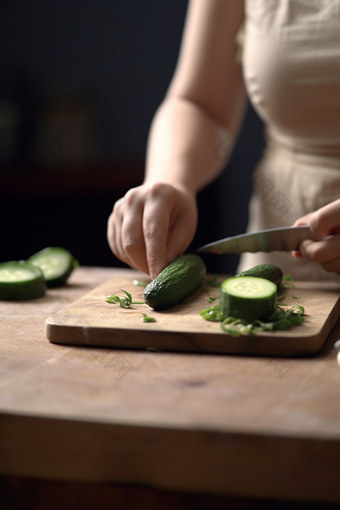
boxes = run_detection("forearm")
[144,96,242,194]
[109,0,247,277]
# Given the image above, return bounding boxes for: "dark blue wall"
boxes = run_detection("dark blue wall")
[1,1,264,273]
[1,0,188,159]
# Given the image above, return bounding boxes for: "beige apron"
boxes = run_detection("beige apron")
[236,0,340,281]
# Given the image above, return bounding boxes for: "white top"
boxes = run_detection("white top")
[236,0,340,281]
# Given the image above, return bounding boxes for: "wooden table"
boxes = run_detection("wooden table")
[1,267,340,508]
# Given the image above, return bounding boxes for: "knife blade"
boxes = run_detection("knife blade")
[196,225,323,254]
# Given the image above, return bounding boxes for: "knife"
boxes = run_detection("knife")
[196,225,323,254]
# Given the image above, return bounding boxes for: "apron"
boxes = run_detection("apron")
[235,0,340,281]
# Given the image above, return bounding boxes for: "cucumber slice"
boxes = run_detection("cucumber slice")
[28,247,78,288]
[0,261,46,300]
[220,276,277,323]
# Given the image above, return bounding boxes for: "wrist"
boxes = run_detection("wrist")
[143,177,196,197]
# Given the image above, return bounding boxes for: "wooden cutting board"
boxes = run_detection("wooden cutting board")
[45,273,340,357]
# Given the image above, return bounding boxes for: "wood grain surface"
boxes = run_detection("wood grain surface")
[1,267,340,504]
[46,274,340,356]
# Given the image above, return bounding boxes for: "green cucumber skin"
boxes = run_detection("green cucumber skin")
[220,276,277,323]
[237,264,283,287]
[144,254,206,310]
[42,262,76,288]
[0,261,46,301]
[28,247,78,288]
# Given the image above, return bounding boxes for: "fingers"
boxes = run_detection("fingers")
[121,215,148,275]
[292,250,303,259]
[166,209,197,264]
[142,184,178,279]
[293,200,340,235]
[108,187,165,277]
[309,198,340,237]
[107,183,198,278]
[292,199,340,268]
[299,235,340,274]
[107,200,122,258]
[107,197,140,271]
[291,213,314,258]
[321,256,340,274]
[119,190,149,274]
[292,213,313,228]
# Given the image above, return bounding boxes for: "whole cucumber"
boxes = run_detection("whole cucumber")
[236,264,283,287]
[144,254,206,310]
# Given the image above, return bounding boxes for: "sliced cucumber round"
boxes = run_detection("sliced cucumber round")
[0,261,46,300]
[220,276,277,323]
[28,247,78,288]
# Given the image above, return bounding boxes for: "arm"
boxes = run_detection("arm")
[145,0,246,192]
[108,0,246,278]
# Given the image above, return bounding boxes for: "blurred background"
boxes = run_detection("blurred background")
[0,0,264,275]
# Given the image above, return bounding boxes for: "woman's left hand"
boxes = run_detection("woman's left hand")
[292,198,340,275]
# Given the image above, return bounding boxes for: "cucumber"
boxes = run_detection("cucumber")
[144,254,206,310]
[236,264,283,287]
[220,276,277,323]
[28,247,79,288]
[0,261,46,300]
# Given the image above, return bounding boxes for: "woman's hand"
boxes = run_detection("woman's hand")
[292,198,340,275]
[107,0,247,280]
[107,182,198,279]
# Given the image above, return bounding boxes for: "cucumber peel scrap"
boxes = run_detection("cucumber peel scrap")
[207,295,220,303]
[141,313,156,323]
[105,289,145,308]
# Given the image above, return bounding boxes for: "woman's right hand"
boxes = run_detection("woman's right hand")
[107,182,198,280]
